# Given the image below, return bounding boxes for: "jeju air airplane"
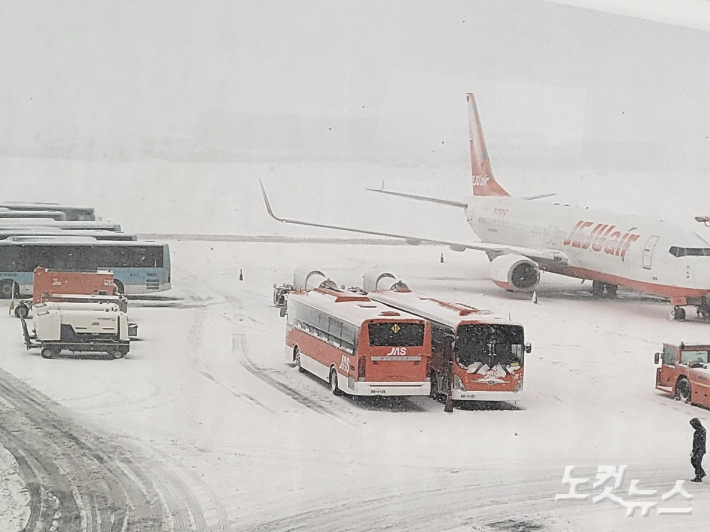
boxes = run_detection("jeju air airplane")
[260,93,710,321]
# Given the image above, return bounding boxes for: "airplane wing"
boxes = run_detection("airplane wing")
[364,188,468,208]
[366,188,555,203]
[260,180,569,267]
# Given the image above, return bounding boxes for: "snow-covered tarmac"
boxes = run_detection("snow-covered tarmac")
[1,238,709,531]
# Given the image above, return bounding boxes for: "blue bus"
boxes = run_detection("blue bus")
[0,239,171,298]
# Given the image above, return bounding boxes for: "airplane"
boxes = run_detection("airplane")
[260,93,710,321]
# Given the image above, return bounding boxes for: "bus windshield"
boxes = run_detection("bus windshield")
[456,324,524,369]
[368,322,424,347]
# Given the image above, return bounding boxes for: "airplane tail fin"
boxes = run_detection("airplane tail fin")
[467,93,510,197]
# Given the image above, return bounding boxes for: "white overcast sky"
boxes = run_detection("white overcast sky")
[1,0,709,165]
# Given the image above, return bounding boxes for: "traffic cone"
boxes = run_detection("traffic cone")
[532,290,538,304]
[440,253,444,263]
[239,269,244,281]
[444,390,454,413]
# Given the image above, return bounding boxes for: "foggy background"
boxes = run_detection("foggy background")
[1,0,709,236]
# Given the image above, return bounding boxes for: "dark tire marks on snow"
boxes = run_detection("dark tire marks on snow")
[0,367,218,532]
[177,266,344,419]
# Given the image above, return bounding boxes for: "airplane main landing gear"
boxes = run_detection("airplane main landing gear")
[591,281,617,298]
[697,304,710,321]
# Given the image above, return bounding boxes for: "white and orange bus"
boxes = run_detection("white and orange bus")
[285,286,432,397]
[369,287,530,402]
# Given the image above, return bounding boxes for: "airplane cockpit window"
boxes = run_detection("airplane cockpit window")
[669,246,710,257]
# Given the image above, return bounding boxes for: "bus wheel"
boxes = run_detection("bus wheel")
[676,378,691,403]
[329,368,342,396]
[294,347,305,373]
[14,304,29,319]
[113,279,125,294]
[0,280,18,299]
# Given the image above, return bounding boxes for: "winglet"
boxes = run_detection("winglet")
[259,179,284,222]
[466,93,510,197]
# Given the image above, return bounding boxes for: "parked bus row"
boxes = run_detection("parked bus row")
[0,203,171,299]
[278,268,530,405]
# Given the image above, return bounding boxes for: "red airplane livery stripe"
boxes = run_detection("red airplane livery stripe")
[558,265,709,300]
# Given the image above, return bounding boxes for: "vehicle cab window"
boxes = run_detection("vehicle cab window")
[662,345,676,365]
[680,349,709,365]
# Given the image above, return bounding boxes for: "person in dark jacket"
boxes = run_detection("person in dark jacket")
[690,418,706,482]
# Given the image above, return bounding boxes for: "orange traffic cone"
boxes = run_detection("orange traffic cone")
[239,269,244,281]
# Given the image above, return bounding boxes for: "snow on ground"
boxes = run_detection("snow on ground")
[0,442,29,531]
[1,239,709,531]
[0,158,709,530]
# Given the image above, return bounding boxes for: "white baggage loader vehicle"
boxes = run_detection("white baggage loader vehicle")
[21,301,130,359]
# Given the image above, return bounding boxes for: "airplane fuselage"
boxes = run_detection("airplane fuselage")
[466,196,710,302]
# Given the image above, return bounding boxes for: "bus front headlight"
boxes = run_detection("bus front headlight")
[453,374,465,390]
[514,377,524,393]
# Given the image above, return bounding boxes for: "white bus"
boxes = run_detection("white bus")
[0,220,122,231]
[0,203,95,221]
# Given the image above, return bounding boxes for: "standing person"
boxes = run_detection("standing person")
[690,418,706,482]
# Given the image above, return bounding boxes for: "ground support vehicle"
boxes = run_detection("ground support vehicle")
[655,343,710,407]
[273,283,294,308]
[12,267,118,315]
[21,302,130,359]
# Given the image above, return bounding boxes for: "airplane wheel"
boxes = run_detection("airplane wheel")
[14,304,29,319]
[604,283,618,298]
[591,281,604,298]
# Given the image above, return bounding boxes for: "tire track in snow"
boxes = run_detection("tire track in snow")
[180,275,274,413]
[176,265,345,420]
[0,367,220,532]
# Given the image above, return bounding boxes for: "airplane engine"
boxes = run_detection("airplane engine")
[489,254,540,292]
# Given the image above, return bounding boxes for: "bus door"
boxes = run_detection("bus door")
[366,321,427,382]
[642,235,659,270]
[656,344,677,389]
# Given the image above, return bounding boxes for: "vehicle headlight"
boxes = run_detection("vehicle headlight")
[514,378,523,393]
[453,374,465,390]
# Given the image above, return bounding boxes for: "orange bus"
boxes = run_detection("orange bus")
[655,343,710,407]
[285,286,432,396]
[369,287,530,402]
